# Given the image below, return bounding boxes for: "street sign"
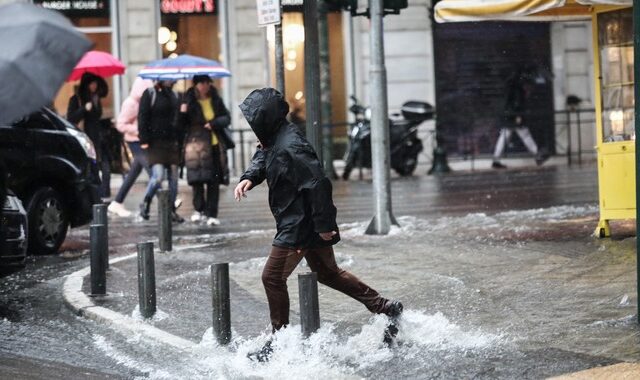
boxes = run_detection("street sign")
[257,0,281,26]
[34,0,109,18]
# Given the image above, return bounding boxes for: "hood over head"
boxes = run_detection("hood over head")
[78,72,108,100]
[239,88,289,145]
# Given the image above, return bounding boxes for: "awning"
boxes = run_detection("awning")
[434,0,632,23]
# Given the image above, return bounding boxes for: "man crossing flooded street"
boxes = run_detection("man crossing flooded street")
[234,88,403,361]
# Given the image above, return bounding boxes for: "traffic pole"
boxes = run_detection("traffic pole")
[633,0,640,324]
[303,0,323,158]
[365,0,396,235]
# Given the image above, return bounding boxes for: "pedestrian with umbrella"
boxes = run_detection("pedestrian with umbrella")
[182,74,233,226]
[136,54,231,223]
[66,50,126,200]
[137,80,185,223]
[67,72,111,198]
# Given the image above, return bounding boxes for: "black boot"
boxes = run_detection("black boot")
[139,197,151,220]
[383,300,403,346]
[247,339,273,362]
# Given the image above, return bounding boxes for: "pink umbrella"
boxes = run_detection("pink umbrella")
[67,50,125,81]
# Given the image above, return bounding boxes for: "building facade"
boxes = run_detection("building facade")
[5,0,596,169]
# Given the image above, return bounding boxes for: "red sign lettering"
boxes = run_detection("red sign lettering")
[161,0,215,14]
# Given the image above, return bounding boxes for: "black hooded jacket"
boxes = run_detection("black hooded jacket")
[239,88,339,249]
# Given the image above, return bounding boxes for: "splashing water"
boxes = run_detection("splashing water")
[131,306,169,322]
[96,309,502,379]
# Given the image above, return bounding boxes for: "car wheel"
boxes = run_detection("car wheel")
[26,187,69,255]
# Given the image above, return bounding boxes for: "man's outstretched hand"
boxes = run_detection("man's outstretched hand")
[319,231,337,241]
[234,179,253,201]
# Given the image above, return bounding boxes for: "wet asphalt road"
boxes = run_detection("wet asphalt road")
[0,162,628,379]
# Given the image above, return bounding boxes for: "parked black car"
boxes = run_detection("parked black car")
[0,192,28,269]
[0,108,100,254]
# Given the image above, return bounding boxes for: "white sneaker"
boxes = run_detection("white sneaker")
[107,201,132,217]
[175,197,183,210]
[190,212,202,222]
[206,217,221,226]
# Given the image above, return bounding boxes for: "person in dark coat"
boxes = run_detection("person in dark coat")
[67,72,111,198]
[137,80,185,223]
[182,75,231,226]
[492,66,549,169]
[234,88,403,361]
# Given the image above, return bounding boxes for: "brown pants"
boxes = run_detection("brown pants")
[261,245,388,331]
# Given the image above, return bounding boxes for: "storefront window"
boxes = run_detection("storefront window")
[160,0,219,59]
[36,0,115,118]
[266,11,347,132]
[598,9,634,142]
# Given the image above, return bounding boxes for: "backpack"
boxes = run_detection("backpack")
[145,86,179,108]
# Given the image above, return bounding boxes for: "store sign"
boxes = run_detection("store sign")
[34,0,109,17]
[161,0,216,14]
[257,0,281,26]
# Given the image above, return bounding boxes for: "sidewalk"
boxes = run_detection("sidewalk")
[66,161,640,379]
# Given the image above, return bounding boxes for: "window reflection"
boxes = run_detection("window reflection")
[598,9,635,142]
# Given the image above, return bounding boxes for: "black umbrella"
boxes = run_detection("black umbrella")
[0,3,92,125]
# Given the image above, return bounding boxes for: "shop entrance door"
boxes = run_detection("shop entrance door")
[433,22,555,157]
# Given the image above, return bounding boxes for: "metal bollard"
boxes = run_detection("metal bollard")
[298,272,320,337]
[92,204,109,269]
[90,224,107,295]
[92,203,108,226]
[211,263,231,345]
[157,189,172,252]
[137,242,156,319]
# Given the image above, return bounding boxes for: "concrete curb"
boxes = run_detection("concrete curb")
[62,252,197,351]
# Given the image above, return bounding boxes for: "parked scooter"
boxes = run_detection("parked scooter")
[342,96,434,180]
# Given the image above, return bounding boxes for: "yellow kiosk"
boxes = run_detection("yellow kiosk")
[434,0,634,237]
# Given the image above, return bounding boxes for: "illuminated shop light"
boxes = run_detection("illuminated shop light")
[166,40,178,52]
[158,27,171,45]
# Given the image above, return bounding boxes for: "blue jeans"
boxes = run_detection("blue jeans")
[114,142,151,203]
[143,164,179,205]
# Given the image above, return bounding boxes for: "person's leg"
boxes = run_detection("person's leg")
[261,246,305,331]
[515,126,538,155]
[205,178,219,218]
[167,165,179,205]
[206,146,221,219]
[114,142,144,204]
[139,163,164,219]
[304,246,389,314]
[100,154,111,198]
[192,183,205,213]
[493,128,512,160]
[167,165,184,223]
[133,142,152,177]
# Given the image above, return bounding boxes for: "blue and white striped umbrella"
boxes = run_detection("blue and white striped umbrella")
[138,54,231,80]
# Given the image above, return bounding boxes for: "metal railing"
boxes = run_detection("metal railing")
[228,122,352,176]
[553,108,596,166]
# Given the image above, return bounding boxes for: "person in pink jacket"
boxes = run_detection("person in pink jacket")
[108,77,153,217]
